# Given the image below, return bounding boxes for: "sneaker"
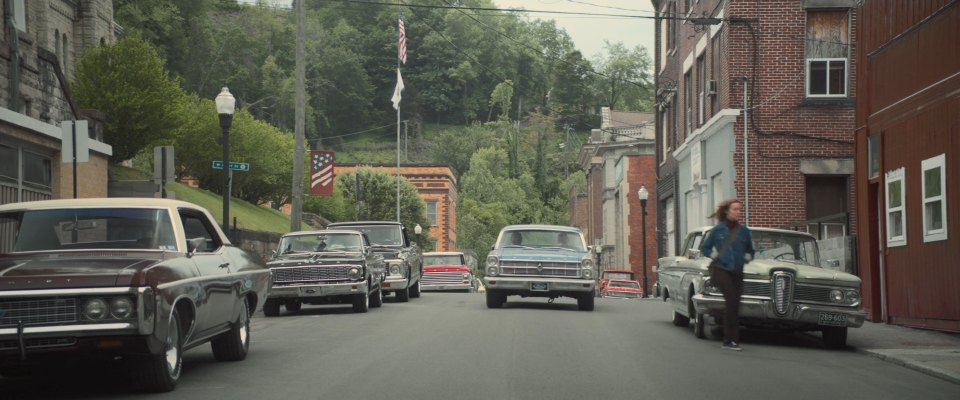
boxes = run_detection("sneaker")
[721,341,743,351]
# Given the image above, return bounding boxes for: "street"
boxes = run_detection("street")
[2,293,959,400]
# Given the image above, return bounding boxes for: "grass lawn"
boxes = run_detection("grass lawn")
[167,183,291,234]
[110,165,152,181]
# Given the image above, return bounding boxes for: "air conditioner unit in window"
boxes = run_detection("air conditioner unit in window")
[707,80,718,96]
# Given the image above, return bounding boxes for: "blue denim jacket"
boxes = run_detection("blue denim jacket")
[699,222,756,272]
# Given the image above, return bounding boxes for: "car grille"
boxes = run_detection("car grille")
[742,280,772,297]
[422,272,467,285]
[501,261,580,278]
[0,299,78,326]
[772,272,794,316]
[605,291,640,299]
[0,337,77,352]
[272,265,355,283]
[792,285,834,303]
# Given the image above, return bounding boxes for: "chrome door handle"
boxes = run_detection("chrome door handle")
[218,262,230,269]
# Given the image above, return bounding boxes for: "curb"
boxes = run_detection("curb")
[856,348,960,386]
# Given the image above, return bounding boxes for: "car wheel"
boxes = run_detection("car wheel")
[395,285,410,303]
[370,284,384,308]
[671,309,690,327]
[577,294,595,311]
[131,309,182,393]
[285,301,302,312]
[410,279,422,298]
[352,289,370,313]
[690,300,708,339]
[485,290,505,309]
[822,326,848,349]
[263,299,281,317]
[211,300,251,362]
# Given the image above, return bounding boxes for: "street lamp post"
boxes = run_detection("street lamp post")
[216,87,236,234]
[638,185,649,298]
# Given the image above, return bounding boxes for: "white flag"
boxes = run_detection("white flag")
[391,69,405,110]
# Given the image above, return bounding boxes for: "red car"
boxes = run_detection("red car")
[601,279,644,299]
[421,252,474,292]
[599,269,635,293]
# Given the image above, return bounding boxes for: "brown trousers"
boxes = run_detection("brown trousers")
[710,266,744,342]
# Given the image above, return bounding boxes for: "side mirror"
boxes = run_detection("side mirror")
[187,237,206,257]
[587,245,593,252]
[271,250,277,259]
[688,249,702,259]
[826,259,841,269]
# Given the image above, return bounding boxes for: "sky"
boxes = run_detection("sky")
[238,0,657,62]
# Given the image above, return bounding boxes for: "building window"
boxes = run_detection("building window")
[660,107,669,160]
[22,151,52,190]
[885,167,906,247]
[13,0,27,32]
[668,2,677,52]
[426,200,438,226]
[922,154,947,242]
[711,173,723,208]
[660,4,669,64]
[806,10,849,97]
[696,55,705,127]
[711,29,722,115]
[0,145,17,182]
[665,197,676,256]
[868,133,880,180]
[684,71,692,137]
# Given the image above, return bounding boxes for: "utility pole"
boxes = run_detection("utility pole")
[291,0,307,232]
[564,124,571,179]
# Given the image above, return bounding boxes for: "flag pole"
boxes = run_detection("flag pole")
[396,0,402,222]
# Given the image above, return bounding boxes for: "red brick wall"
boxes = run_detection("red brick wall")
[627,155,658,292]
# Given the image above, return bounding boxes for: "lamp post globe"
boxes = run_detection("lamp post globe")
[414,224,422,235]
[638,185,649,298]
[216,87,235,234]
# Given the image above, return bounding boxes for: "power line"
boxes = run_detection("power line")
[563,0,653,13]
[309,121,403,141]
[336,0,659,19]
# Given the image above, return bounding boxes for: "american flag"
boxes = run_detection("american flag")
[310,150,335,196]
[398,17,407,64]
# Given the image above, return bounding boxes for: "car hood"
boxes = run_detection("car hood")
[424,265,470,273]
[496,248,584,262]
[0,254,165,289]
[744,259,861,287]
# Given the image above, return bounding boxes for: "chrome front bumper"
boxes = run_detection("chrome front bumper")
[269,281,368,298]
[484,277,595,293]
[380,276,410,292]
[692,294,867,328]
[422,282,473,291]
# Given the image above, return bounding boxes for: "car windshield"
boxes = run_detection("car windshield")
[278,233,362,254]
[0,208,178,253]
[752,231,820,267]
[609,281,640,289]
[498,229,585,251]
[424,255,465,266]
[335,225,403,246]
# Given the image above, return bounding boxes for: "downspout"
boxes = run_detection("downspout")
[7,0,22,111]
[742,77,750,225]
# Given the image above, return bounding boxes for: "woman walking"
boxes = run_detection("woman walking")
[699,199,755,351]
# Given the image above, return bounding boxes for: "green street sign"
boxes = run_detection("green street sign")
[212,161,251,171]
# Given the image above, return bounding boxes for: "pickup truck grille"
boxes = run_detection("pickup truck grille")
[501,261,580,278]
[272,265,355,283]
[0,299,78,326]
[422,272,467,285]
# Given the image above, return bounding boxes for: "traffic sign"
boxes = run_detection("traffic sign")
[212,161,251,171]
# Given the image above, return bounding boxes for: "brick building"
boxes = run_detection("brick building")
[1,1,116,205]
[573,108,657,291]
[854,1,960,332]
[653,0,858,258]
[336,164,458,252]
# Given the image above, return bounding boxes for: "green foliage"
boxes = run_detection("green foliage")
[336,169,430,240]
[167,183,291,233]
[73,37,185,162]
[594,41,654,112]
[303,184,356,223]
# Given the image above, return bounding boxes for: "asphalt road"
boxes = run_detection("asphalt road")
[3,292,959,399]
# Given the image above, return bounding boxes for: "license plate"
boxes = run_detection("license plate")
[530,282,548,291]
[818,312,848,327]
[299,287,321,297]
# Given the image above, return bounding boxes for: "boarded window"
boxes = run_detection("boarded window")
[806,10,849,97]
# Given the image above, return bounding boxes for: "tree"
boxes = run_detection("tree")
[550,50,598,130]
[487,80,514,122]
[594,41,654,112]
[73,37,186,162]
[336,169,430,240]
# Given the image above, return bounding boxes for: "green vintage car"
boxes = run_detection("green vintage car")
[656,227,866,349]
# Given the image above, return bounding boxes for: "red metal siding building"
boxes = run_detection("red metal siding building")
[854,0,960,332]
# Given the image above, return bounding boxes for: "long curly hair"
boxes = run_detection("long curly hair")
[709,199,743,222]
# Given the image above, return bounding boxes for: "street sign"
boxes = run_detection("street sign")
[212,161,250,171]
[61,120,89,163]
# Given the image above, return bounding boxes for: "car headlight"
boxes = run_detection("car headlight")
[390,264,401,275]
[844,289,860,305]
[487,266,500,277]
[703,278,719,294]
[110,298,134,319]
[581,259,594,269]
[82,298,108,321]
[486,256,499,268]
[830,289,844,303]
[581,268,593,279]
[463,272,471,279]
[348,267,362,280]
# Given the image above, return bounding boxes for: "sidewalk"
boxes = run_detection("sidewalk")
[848,321,960,385]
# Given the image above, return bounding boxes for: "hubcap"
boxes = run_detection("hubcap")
[165,320,180,374]
[239,311,249,346]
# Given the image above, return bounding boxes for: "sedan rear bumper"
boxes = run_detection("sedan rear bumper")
[692,294,867,328]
